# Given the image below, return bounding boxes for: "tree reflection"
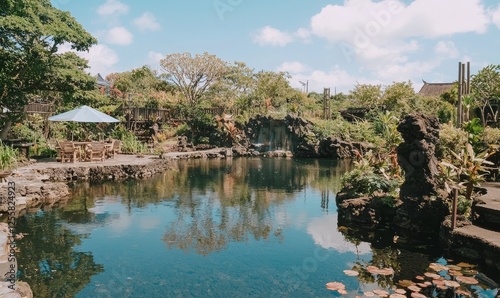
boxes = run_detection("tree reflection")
[15,212,103,298]
[161,158,347,255]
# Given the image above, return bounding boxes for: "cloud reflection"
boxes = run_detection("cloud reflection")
[307,214,371,254]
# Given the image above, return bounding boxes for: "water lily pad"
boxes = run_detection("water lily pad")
[398,280,415,287]
[424,272,441,279]
[416,283,429,288]
[423,281,432,286]
[429,263,449,271]
[411,292,427,298]
[373,268,395,276]
[366,266,380,274]
[407,285,421,292]
[448,270,463,276]
[443,280,460,288]
[364,291,375,296]
[437,284,448,290]
[447,264,462,271]
[456,276,479,285]
[415,275,424,281]
[373,289,389,296]
[326,282,346,291]
[389,294,406,298]
[394,289,406,294]
[456,289,472,296]
[456,262,475,268]
[432,279,444,286]
[343,269,359,276]
[338,289,348,295]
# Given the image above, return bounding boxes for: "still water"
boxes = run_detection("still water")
[14,158,500,297]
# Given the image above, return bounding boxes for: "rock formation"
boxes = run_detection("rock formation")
[394,113,449,235]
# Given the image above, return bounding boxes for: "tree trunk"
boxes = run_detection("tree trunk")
[0,119,13,139]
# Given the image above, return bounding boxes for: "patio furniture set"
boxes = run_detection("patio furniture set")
[57,139,121,163]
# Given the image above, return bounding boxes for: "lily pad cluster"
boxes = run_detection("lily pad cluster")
[326,261,494,297]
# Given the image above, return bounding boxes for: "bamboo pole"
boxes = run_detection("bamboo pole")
[457,62,462,127]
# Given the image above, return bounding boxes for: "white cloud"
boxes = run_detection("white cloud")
[276,61,310,74]
[134,12,161,31]
[295,28,312,43]
[288,65,375,94]
[148,51,164,64]
[310,0,489,46]
[104,26,133,45]
[490,5,500,29]
[97,0,129,16]
[435,40,459,58]
[58,43,119,76]
[307,215,371,254]
[253,26,293,47]
[80,45,120,75]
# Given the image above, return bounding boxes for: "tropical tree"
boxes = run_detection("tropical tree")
[471,64,500,126]
[0,0,97,138]
[205,61,255,109]
[159,52,227,105]
[382,81,415,114]
[349,84,383,109]
[107,66,175,107]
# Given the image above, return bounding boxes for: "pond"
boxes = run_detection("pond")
[14,158,500,297]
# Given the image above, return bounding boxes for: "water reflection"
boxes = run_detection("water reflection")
[162,158,348,255]
[15,212,103,297]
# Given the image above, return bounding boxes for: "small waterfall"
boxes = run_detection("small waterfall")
[252,119,292,152]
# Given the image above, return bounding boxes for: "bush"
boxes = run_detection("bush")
[120,131,147,154]
[437,123,468,159]
[0,143,18,171]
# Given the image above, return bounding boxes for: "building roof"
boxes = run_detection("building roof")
[417,80,454,97]
[96,73,110,87]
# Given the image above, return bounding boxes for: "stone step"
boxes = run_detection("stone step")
[448,224,500,272]
[475,183,500,231]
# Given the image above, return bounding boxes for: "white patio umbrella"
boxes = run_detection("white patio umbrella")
[48,105,119,123]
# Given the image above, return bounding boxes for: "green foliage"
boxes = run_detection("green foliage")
[373,111,402,152]
[481,127,500,146]
[312,116,380,145]
[0,0,97,136]
[437,123,468,159]
[463,118,484,149]
[159,52,227,105]
[341,150,401,198]
[120,130,147,154]
[349,84,383,108]
[381,81,415,113]
[0,142,18,171]
[440,143,495,206]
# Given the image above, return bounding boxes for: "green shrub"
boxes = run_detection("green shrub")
[121,131,147,154]
[438,123,468,159]
[481,127,500,146]
[0,143,18,171]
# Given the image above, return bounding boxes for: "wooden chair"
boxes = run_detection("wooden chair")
[90,142,106,162]
[58,141,79,163]
[109,139,122,159]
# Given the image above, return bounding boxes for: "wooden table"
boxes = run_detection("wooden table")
[72,142,92,161]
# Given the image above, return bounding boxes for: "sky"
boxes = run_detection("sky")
[53,0,500,94]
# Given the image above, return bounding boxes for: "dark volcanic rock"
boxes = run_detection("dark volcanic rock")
[395,113,449,234]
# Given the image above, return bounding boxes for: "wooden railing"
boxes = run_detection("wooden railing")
[25,103,55,114]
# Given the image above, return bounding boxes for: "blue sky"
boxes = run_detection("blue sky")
[53,0,500,94]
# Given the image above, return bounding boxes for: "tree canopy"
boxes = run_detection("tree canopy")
[159,52,227,105]
[0,0,97,136]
